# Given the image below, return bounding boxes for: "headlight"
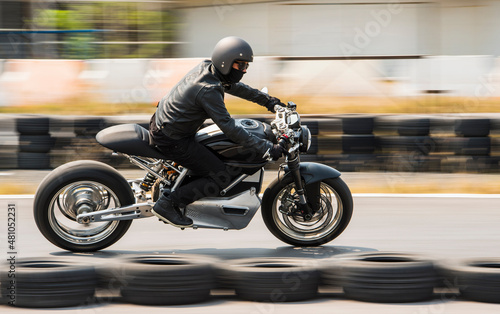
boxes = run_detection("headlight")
[299,126,311,153]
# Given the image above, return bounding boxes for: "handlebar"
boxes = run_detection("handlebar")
[274,101,296,113]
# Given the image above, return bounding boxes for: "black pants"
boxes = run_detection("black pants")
[150,116,235,206]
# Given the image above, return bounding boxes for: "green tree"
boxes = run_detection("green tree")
[31,1,179,59]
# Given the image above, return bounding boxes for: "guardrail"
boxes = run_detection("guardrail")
[1,114,499,173]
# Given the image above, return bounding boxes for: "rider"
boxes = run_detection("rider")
[149,36,286,227]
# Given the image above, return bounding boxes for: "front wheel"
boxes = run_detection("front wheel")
[33,160,135,252]
[261,176,353,246]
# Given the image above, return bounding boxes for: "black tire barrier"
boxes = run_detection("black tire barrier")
[455,119,490,137]
[397,118,431,136]
[437,258,500,303]
[317,118,342,134]
[73,117,108,136]
[0,152,17,169]
[321,252,437,303]
[377,136,435,154]
[18,135,54,153]
[300,154,383,172]
[4,254,500,307]
[2,114,500,172]
[0,133,18,169]
[114,255,215,305]
[301,119,319,136]
[341,116,375,135]
[342,135,376,154]
[215,257,319,302]
[384,154,442,172]
[317,136,342,154]
[432,137,456,154]
[453,137,491,156]
[0,259,97,308]
[15,116,50,135]
[15,116,52,168]
[17,152,51,169]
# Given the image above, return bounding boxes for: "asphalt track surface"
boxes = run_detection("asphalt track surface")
[1,174,500,312]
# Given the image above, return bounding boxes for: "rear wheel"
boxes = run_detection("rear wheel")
[34,160,134,252]
[262,176,353,246]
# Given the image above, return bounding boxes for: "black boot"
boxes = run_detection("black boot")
[152,197,193,228]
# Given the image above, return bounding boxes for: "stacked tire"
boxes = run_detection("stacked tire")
[438,258,500,303]
[99,254,215,305]
[214,257,320,302]
[447,118,492,172]
[378,117,439,172]
[70,117,109,165]
[0,115,18,169]
[1,259,97,308]
[305,117,342,165]
[300,118,319,155]
[338,115,378,171]
[16,116,53,169]
[321,252,438,303]
[49,116,79,167]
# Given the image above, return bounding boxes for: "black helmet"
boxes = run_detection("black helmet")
[211,36,253,75]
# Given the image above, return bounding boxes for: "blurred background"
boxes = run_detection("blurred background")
[0,0,499,112]
[2,0,500,193]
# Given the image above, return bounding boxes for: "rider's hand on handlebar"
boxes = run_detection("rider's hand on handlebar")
[269,138,288,161]
[265,96,284,113]
[269,144,285,161]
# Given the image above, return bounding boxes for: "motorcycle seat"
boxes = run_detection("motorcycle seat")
[96,123,168,159]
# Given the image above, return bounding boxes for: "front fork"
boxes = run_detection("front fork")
[287,151,313,220]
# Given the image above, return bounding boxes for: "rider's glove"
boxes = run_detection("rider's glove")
[269,144,285,161]
[264,97,283,113]
[269,138,288,161]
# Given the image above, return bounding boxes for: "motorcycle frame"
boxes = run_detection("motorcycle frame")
[76,153,264,230]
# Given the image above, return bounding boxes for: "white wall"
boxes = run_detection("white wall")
[178,0,500,58]
[439,0,500,56]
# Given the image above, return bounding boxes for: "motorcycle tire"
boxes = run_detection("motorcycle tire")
[262,176,353,247]
[33,160,134,252]
[1,258,97,308]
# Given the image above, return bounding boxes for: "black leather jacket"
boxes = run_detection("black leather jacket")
[154,60,273,155]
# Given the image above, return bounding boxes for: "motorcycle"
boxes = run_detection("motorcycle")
[33,100,353,252]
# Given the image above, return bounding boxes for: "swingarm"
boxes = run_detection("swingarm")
[76,203,154,223]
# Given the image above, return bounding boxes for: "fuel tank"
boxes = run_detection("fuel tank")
[195,119,276,167]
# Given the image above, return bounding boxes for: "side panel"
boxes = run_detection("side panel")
[185,189,261,230]
[183,169,264,230]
